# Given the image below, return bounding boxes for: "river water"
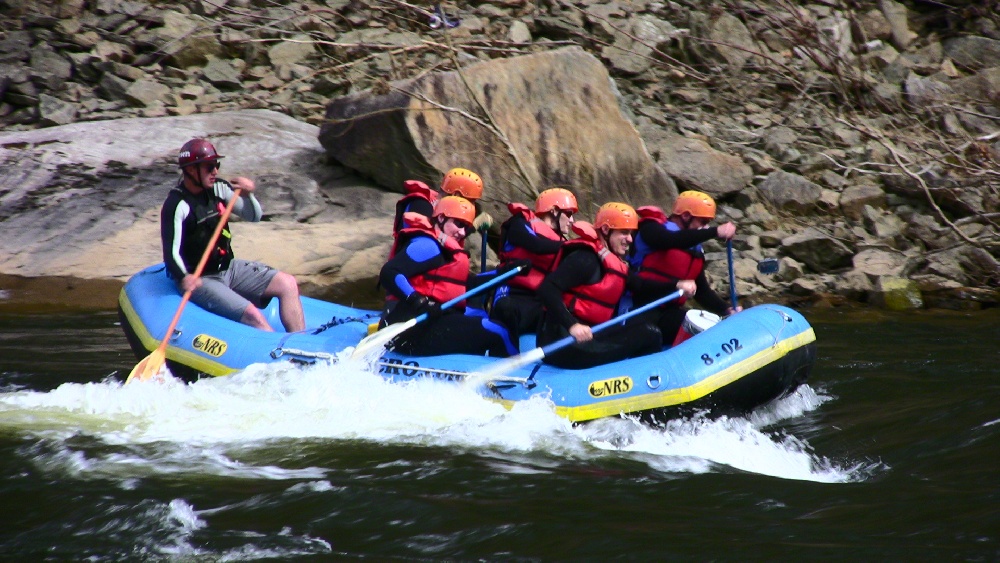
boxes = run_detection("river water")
[0,305,997,561]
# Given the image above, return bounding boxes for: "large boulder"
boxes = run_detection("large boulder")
[319,47,674,220]
[0,110,391,303]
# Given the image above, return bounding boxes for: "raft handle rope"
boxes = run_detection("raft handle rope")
[762,307,794,347]
[311,315,379,335]
[270,347,336,363]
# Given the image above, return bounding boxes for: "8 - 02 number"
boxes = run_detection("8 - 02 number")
[701,338,743,365]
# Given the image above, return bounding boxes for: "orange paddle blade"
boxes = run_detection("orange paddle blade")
[125,347,167,384]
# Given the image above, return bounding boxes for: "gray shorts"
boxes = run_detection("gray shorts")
[187,259,278,322]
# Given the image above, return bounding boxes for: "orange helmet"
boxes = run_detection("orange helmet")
[433,196,476,225]
[535,188,578,214]
[440,168,483,200]
[594,202,638,230]
[672,190,716,219]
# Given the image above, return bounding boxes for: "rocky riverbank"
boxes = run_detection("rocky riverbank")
[1,0,997,311]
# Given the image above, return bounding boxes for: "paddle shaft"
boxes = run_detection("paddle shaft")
[727,239,738,309]
[139,187,243,373]
[412,263,525,324]
[539,289,685,358]
[350,263,528,358]
[479,227,488,272]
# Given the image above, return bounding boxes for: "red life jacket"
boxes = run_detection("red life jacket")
[388,214,469,306]
[555,222,629,325]
[634,208,704,306]
[392,180,438,233]
[498,203,562,292]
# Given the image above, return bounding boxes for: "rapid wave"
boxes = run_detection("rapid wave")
[0,354,854,484]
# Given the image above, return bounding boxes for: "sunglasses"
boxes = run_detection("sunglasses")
[201,161,221,171]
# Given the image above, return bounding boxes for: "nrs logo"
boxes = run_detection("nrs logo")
[588,376,633,398]
[192,334,227,357]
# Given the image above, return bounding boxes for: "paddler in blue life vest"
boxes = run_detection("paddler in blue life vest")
[536,202,696,369]
[378,196,521,357]
[628,190,739,346]
[161,138,305,332]
[490,187,578,340]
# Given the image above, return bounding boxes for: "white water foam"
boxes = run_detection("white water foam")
[0,354,853,484]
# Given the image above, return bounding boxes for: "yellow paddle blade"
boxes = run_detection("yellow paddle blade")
[125,348,167,384]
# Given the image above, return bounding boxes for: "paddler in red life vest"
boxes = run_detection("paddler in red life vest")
[378,196,520,357]
[536,202,697,370]
[392,179,438,232]
[491,187,578,340]
[627,190,740,347]
[440,168,494,275]
[440,167,493,233]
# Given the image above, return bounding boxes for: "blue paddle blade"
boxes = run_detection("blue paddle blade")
[757,258,779,274]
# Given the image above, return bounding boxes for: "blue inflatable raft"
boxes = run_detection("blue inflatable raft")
[118,264,816,423]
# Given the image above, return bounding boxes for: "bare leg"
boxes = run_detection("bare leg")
[264,271,305,332]
[240,304,275,331]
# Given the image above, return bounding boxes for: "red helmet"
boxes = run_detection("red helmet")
[672,190,716,219]
[594,202,638,230]
[178,138,223,168]
[536,188,578,214]
[440,168,483,200]
[434,196,476,225]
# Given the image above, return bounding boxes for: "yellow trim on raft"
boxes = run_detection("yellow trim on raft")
[492,328,817,423]
[118,289,237,377]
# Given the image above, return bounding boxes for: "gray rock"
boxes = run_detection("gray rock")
[97,72,131,100]
[38,93,78,126]
[781,227,854,271]
[268,34,316,67]
[852,248,908,279]
[879,0,915,50]
[0,110,390,295]
[202,58,244,90]
[943,36,1000,71]
[646,131,752,198]
[758,170,823,214]
[601,14,677,75]
[155,11,224,68]
[708,13,755,69]
[319,47,674,223]
[508,20,532,44]
[124,78,170,107]
[840,184,886,219]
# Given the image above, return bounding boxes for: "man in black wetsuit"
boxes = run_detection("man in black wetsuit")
[161,138,304,332]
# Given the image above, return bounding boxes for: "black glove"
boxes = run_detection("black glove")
[406,292,442,318]
[499,259,532,277]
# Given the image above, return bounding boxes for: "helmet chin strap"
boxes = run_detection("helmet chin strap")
[181,164,208,192]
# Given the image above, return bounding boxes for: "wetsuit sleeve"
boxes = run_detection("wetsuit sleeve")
[379,235,447,301]
[403,198,434,221]
[537,249,601,329]
[161,191,191,280]
[214,179,263,222]
[627,271,681,300]
[638,220,718,250]
[506,215,562,254]
[692,270,730,315]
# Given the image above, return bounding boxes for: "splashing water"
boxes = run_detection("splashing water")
[0,352,857,484]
